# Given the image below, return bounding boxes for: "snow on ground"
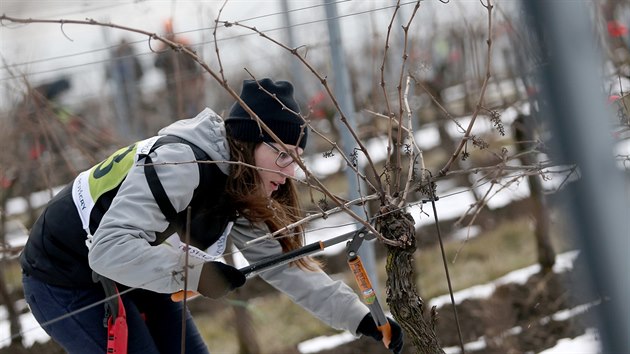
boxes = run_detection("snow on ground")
[298,332,358,354]
[5,187,63,218]
[297,250,603,354]
[428,250,579,309]
[0,300,49,348]
[538,328,602,354]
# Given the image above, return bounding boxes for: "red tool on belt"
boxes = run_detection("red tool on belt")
[94,274,128,353]
[172,225,392,348]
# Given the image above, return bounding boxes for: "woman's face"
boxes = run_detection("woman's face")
[254,142,303,196]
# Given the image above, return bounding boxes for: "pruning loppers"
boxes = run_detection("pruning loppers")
[172,225,393,348]
[345,227,392,348]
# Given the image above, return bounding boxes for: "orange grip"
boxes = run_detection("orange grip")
[378,321,392,348]
[348,257,377,304]
[171,290,199,302]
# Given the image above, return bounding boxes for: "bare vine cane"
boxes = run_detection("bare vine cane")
[426,179,466,353]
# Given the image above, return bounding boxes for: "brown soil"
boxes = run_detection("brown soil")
[1,256,599,354]
[315,255,599,354]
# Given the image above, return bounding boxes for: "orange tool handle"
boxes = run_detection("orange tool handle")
[171,290,199,302]
[378,321,392,348]
[348,256,392,349]
[348,257,375,303]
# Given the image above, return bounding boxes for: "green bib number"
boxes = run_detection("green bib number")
[88,143,137,200]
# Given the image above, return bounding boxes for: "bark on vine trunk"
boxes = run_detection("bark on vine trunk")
[513,114,555,271]
[377,205,444,354]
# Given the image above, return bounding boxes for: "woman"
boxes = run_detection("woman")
[20,78,403,353]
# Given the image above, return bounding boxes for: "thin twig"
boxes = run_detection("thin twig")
[439,0,495,176]
[212,0,230,83]
[380,0,401,196]
[180,207,192,354]
[399,76,417,207]
[246,193,381,245]
[394,1,422,193]
[222,19,387,203]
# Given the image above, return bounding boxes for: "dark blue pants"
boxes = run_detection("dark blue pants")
[23,273,210,354]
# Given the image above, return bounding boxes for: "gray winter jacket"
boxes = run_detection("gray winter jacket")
[87,108,369,334]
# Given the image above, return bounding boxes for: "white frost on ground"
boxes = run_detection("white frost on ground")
[296,250,603,354]
[429,250,579,309]
[298,331,357,354]
[442,300,601,354]
[538,328,602,354]
[0,300,49,348]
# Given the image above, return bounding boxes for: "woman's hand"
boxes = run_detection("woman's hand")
[197,261,246,298]
[357,313,404,354]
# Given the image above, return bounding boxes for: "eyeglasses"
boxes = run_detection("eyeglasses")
[263,141,301,168]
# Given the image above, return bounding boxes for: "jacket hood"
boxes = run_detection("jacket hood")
[158,108,231,175]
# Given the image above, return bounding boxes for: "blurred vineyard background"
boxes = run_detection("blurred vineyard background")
[1,0,629,353]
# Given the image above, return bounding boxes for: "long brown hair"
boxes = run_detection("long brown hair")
[225,135,319,271]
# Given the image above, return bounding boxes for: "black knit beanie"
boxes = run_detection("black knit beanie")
[224,78,307,149]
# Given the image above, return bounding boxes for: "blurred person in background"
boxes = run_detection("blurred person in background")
[154,18,205,119]
[12,79,85,208]
[20,78,404,354]
[107,38,145,140]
